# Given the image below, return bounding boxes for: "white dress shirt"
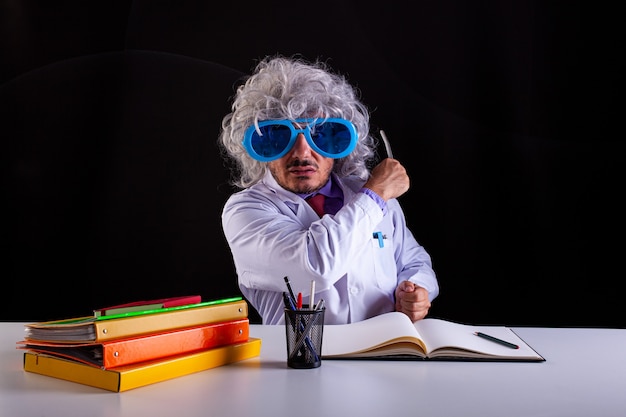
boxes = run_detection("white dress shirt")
[221,170,439,325]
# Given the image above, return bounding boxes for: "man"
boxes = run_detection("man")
[218,55,438,324]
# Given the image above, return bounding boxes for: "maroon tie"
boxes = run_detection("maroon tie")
[307,194,326,217]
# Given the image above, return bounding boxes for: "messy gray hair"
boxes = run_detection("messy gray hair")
[218,55,377,189]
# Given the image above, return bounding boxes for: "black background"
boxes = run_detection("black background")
[2,1,624,327]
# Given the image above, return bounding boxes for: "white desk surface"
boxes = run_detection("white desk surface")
[1,322,625,417]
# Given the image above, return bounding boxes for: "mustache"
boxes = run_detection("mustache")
[287,159,318,169]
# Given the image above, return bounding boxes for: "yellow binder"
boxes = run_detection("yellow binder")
[25,298,248,342]
[23,338,262,392]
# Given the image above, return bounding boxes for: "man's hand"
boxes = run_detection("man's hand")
[363,158,409,201]
[394,280,431,322]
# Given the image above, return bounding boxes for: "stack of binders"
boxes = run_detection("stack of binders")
[17,296,261,392]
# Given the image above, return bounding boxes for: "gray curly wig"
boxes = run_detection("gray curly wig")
[218,55,377,189]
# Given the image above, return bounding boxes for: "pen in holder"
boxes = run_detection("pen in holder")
[284,306,325,369]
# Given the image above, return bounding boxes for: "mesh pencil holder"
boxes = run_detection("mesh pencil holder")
[284,307,325,369]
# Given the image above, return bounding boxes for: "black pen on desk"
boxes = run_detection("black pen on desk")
[474,332,519,349]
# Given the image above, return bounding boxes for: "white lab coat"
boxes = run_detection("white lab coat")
[221,170,438,324]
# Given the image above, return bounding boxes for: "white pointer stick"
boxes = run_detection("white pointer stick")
[380,130,393,159]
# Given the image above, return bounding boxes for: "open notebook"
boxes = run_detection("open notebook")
[322,312,544,361]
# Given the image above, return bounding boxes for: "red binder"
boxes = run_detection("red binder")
[94,295,202,317]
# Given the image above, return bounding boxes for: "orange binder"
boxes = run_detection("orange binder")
[24,298,248,343]
[18,318,250,368]
[23,338,262,392]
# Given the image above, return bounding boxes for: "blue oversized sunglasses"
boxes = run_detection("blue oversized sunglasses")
[242,118,358,162]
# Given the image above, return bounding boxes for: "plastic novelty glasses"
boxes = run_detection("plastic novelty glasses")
[242,118,357,162]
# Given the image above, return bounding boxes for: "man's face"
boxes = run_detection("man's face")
[268,132,334,194]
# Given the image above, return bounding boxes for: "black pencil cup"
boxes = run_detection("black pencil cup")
[284,307,325,369]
